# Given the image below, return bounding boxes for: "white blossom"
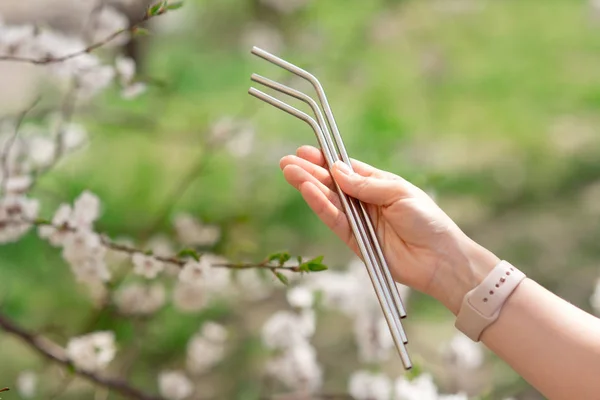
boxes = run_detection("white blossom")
[354,311,394,364]
[38,204,74,246]
[62,230,110,284]
[72,190,100,228]
[201,321,228,342]
[27,136,56,167]
[349,370,392,400]
[132,253,164,279]
[174,213,221,247]
[200,254,231,290]
[286,286,314,309]
[121,82,147,99]
[66,331,116,372]
[38,190,101,248]
[394,374,438,400]
[90,6,130,47]
[439,395,468,400]
[0,23,37,57]
[262,310,315,350]
[441,332,484,370]
[76,64,116,100]
[0,195,38,243]
[393,374,467,400]
[115,55,136,85]
[265,341,322,392]
[16,370,37,398]
[158,370,193,400]
[179,259,209,284]
[173,281,205,312]
[61,122,88,152]
[115,56,147,99]
[115,282,166,315]
[304,270,362,315]
[236,269,273,301]
[5,175,32,194]
[187,322,228,375]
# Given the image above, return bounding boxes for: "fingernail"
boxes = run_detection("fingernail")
[335,161,352,175]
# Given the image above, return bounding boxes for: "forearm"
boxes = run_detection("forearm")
[481,278,600,400]
[436,241,600,399]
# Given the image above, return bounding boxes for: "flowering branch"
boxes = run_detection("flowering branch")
[0,312,164,400]
[17,217,327,276]
[0,1,181,65]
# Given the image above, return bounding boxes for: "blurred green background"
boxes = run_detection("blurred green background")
[2,0,600,398]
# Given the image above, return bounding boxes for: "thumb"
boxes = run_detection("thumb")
[331,161,407,206]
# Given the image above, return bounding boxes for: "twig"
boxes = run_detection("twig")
[0,97,41,194]
[0,312,164,400]
[0,2,167,65]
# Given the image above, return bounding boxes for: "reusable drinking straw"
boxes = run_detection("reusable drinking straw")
[248,47,412,369]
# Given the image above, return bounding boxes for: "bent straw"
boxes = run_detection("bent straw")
[248,87,412,369]
[250,47,407,321]
[250,73,408,346]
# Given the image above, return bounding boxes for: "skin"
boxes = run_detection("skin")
[280,145,600,400]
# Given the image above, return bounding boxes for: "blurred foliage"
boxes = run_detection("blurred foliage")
[2,0,600,399]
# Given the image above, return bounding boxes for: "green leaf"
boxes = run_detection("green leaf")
[307,255,324,264]
[307,263,328,272]
[177,248,200,262]
[298,263,310,273]
[296,255,303,264]
[132,27,151,36]
[300,256,328,272]
[147,1,166,16]
[167,1,184,10]
[404,360,423,380]
[274,272,289,286]
[267,252,291,265]
[66,363,76,375]
[34,217,51,225]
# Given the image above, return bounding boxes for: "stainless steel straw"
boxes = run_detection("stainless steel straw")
[248,47,412,369]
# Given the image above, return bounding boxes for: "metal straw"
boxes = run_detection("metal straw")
[249,47,407,319]
[248,49,411,369]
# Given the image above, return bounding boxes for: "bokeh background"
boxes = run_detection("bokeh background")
[1,0,600,399]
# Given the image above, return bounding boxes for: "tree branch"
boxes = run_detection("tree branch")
[0,1,170,65]
[12,217,305,273]
[0,96,41,194]
[0,312,164,400]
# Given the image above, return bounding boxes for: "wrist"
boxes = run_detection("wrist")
[431,236,500,315]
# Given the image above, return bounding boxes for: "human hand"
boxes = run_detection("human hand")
[280,145,499,314]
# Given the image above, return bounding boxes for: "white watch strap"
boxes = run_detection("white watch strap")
[455,260,526,341]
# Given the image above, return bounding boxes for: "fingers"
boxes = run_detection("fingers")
[280,155,333,189]
[331,161,410,206]
[281,164,343,212]
[298,182,355,249]
[295,145,398,180]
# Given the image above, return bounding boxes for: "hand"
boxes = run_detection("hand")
[280,145,499,314]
